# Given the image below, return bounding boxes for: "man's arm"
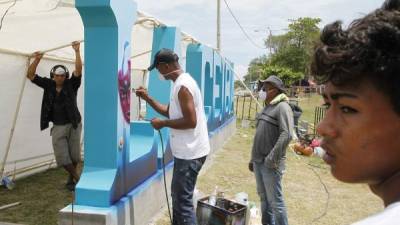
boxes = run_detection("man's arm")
[70,41,82,91]
[135,87,169,118]
[151,86,197,130]
[27,52,53,89]
[27,52,43,81]
[72,41,82,77]
[265,103,294,167]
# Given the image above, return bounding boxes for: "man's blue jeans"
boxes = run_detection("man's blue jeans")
[171,156,206,225]
[253,161,288,225]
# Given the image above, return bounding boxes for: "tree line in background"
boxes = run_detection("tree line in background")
[235,17,321,90]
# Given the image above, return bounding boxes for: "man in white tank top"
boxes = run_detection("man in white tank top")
[136,49,210,225]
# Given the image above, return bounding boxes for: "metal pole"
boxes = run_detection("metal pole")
[40,40,84,54]
[255,97,259,115]
[241,97,245,120]
[235,96,239,116]
[217,0,221,52]
[1,57,31,178]
[314,107,319,135]
[0,202,20,211]
[267,27,273,55]
[248,97,252,120]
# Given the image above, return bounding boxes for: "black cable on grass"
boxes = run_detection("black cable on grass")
[309,166,330,224]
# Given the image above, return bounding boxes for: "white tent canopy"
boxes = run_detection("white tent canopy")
[0,0,202,180]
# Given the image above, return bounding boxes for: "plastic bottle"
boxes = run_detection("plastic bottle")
[235,192,248,205]
[243,198,250,225]
[216,191,225,208]
[208,186,218,206]
[314,146,325,158]
[1,176,15,190]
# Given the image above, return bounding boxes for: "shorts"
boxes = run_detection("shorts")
[51,123,82,166]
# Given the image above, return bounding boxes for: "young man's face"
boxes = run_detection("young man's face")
[53,74,66,86]
[156,63,170,76]
[317,80,400,184]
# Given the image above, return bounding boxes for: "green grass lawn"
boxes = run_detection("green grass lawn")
[155,124,382,225]
[298,94,324,124]
[0,94,381,225]
[0,168,73,225]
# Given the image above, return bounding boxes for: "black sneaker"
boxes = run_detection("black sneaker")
[65,182,76,191]
[66,175,74,185]
[65,183,75,191]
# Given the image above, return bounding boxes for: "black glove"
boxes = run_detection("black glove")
[248,162,254,172]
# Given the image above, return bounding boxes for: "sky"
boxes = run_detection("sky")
[135,0,383,80]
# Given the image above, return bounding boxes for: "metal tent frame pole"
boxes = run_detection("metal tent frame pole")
[0,57,31,178]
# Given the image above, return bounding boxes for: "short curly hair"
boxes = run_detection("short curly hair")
[312,0,400,114]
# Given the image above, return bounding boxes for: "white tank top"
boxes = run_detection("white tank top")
[169,73,210,159]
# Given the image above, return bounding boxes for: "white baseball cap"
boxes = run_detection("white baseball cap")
[54,67,67,75]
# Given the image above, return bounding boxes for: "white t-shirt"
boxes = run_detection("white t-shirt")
[351,202,400,225]
[168,73,210,160]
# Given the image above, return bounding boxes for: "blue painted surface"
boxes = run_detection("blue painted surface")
[63,117,236,220]
[209,116,236,138]
[74,0,234,210]
[146,27,181,120]
[214,53,224,128]
[129,121,156,162]
[75,0,142,207]
[63,161,176,221]
[186,44,234,132]
[222,58,234,121]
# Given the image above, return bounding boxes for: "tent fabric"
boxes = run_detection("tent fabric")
[0,0,200,179]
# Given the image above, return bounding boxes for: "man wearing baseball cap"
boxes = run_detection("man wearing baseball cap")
[249,75,294,225]
[27,41,83,191]
[136,48,210,225]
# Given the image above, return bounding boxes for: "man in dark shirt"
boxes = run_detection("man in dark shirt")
[27,41,82,191]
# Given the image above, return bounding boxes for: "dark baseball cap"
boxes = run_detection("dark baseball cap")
[260,75,286,93]
[148,48,179,71]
